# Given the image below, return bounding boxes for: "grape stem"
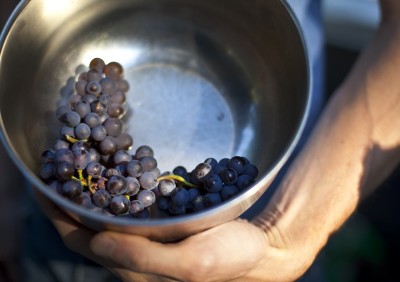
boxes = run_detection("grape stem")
[157,174,198,188]
[65,135,88,143]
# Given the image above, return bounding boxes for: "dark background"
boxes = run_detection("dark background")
[0,1,399,282]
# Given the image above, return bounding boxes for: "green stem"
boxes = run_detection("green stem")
[157,174,198,188]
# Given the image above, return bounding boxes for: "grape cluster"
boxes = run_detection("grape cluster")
[39,58,259,219]
[157,156,258,216]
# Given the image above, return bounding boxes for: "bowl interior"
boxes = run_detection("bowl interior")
[0,0,309,240]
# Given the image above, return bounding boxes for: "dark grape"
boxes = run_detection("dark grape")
[170,188,189,206]
[73,101,91,118]
[129,200,144,214]
[89,58,105,73]
[86,161,103,177]
[103,118,123,137]
[125,176,140,196]
[203,192,222,208]
[138,172,157,190]
[135,145,154,159]
[106,175,127,195]
[139,156,157,172]
[98,136,118,155]
[220,185,239,201]
[92,189,112,208]
[61,180,83,200]
[109,195,129,215]
[204,174,224,193]
[219,168,238,185]
[236,175,254,191]
[228,156,246,175]
[157,179,176,196]
[127,160,143,178]
[137,190,156,208]
[84,112,101,128]
[40,163,55,180]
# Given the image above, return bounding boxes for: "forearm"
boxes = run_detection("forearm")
[253,4,400,269]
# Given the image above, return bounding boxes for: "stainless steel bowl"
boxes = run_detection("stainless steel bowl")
[0,0,310,242]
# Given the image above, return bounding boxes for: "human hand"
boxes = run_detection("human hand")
[36,190,314,282]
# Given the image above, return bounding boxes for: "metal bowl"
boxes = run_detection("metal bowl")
[0,0,310,242]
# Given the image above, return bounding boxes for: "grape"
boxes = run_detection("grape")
[56,105,70,120]
[54,139,70,150]
[89,58,105,73]
[168,203,186,215]
[60,110,81,127]
[135,145,154,159]
[117,79,129,92]
[100,78,117,95]
[204,174,224,193]
[92,189,112,208]
[82,93,97,104]
[151,168,161,178]
[219,168,238,185]
[191,163,212,184]
[109,91,125,104]
[127,160,143,177]
[86,69,102,82]
[172,166,187,177]
[73,101,91,118]
[68,94,82,105]
[137,190,156,208]
[77,71,87,81]
[236,175,254,191]
[96,177,107,190]
[54,148,74,164]
[40,149,55,163]
[104,61,123,80]
[116,133,133,150]
[83,112,101,128]
[204,157,219,172]
[219,158,229,167]
[71,141,90,152]
[113,150,132,164]
[129,200,144,214]
[90,100,107,115]
[242,163,259,179]
[98,136,118,155]
[106,175,127,195]
[203,192,222,208]
[60,126,75,141]
[107,103,125,118]
[171,188,189,206]
[188,188,201,202]
[73,192,96,209]
[74,123,91,140]
[73,150,89,170]
[61,180,83,200]
[88,148,101,163]
[138,172,157,190]
[55,161,74,181]
[192,195,206,212]
[157,196,170,210]
[109,195,129,215]
[98,94,110,106]
[125,176,140,196]
[86,161,103,177]
[115,163,128,176]
[139,156,157,172]
[102,118,123,137]
[157,179,176,196]
[228,156,246,175]
[40,163,55,180]
[75,80,87,95]
[91,124,107,141]
[220,185,239,201]
[104,168,119,178]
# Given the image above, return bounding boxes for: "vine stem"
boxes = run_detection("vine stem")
[157,174,198,188]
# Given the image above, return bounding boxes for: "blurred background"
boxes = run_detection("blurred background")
[0,0,399,281]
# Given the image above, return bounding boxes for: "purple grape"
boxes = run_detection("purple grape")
[109,91,125,104]
[117,79,129,92]
[139,156,157,172]
[242,163,259,178]
[40,149,55,163]
[86,161,103,177]
[228,156,246,175]
[40,163,55,180]
[113,150,132,164]
[73,150,89,170]
[71,141,90,152]
[135,145,154,159]
[89,58,105,73]
[86,69,103,82]
[90,100,107,115]
[137,190,156,208]
[98,136,118,155]
[54,148,74,164]
[127,160,143,177]
[204,174,224,193]
[219,168,238,185]
[72,101,91,118]
[92,189,112,208]
[75,80,87,95]
[157,179,176,196]
[109,195,129,215]
[116,133,133,150]
[100,78,117,95]
[91,124,107,141]
[203,192,222,208]
[125,177,140,196]
[168,203,186,215]
[236,175,254,191]
[138,172,157,190]
[220,185,239,201]
[61,180,83,200]
[102,118,123,137]
[84,112,101,128]
[129,200,144,214]
[74,123,91,140]
[54,139,70,150]
[55,161,74,181]
[172,166,187,177]
[106,175,127,195]
[107,103,125,118]
[60,111,81,127]
[171,187,189,206]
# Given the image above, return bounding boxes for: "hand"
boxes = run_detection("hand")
[36,190,313,282]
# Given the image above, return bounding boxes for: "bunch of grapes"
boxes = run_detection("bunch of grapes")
[39,58,259,219]
[157,156,258,216]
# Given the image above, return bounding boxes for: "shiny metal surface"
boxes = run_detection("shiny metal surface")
[0,0,310,241]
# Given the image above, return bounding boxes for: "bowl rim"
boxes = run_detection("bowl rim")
[0,0,312,227]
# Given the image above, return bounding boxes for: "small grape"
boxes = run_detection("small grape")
[203,192,222,208]
[116,133,133,150]
[74,123,91,140]
[60,126,75,141]
[60,111,81,127]
[125,177,140,196]
[83,112,101,128]
[172,166,187,177]
[100,78,117,95]
[219,168,238,185]
[192,195,206,212]
[137,190,156,208]
[168,203,186,215]
[109,195,130,215]
[90,100,107,116]
[73,192,96,209]
[138,172,157,190]
[40,149,55,163]
[73,150,89,170]
[98,94,110,106]
[117,79,129,92]
[98,136,118,155]
[55,161,74,181]
[107,103,125,118]
[228,156,246,175]
[40,163,55,180]
[71,141,90,152]
[92,189,112,208]
[86,69,102,82]
[220,185,239,201]
[86,161,103,177]
[56,105,70,120]
[113,150,132,164]
[109,91,126,104]
[236,175,254,191]
[204,174,224,193]
[127,160,143,177]
[82,94,97,104]
[129,200,144,214]
[204,158,219,172]
[191,163,212,184]
[88,148,101,163]
[61,180,83,200]
[157,196,170,210]
[54,148,74,164]
[242,163,259,179]
[75,80,87,95]
[102,118,123,137]
[171,187,189,206]
[157,179,176,196]
[106,175,127,195]
[54,139,70,150]
[104,61,123,80]
[89,58,106,73]
[91,124,107,141]
[139,156,157,172]
[72,101,91,119]
[135,145,154,159]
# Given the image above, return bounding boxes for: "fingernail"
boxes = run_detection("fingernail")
[92,234,116,257]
